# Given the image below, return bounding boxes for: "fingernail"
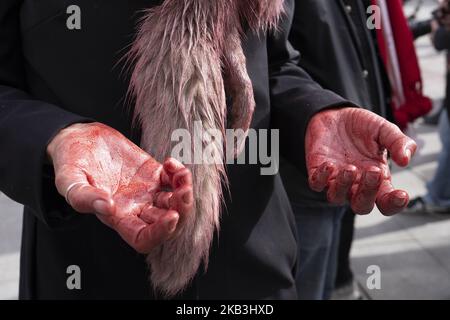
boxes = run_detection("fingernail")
[182,190,192,204]
[176,177,185,188]
[166,158,181,172]
[93,200,110,215]
[167,218,178,233]
[394,197,408,207]
[321,164,329,173]
[405,149,412,163]
[366,171,381,186]
[343,170,354,182]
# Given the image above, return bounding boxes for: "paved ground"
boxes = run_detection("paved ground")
[352,123,450,300]
[0,0,448,300]
[0,193,22,299]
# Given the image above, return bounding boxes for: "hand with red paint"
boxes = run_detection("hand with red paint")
[47,122,194,253]
[305,108,417,215]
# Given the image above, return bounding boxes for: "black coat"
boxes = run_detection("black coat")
[432,25,450,120]
[291,0,388,113]
[0,0,348,299]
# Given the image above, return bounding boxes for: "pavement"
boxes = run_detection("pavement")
[0,193,22,300]
[0,0,449,300]
[352,122,450,300]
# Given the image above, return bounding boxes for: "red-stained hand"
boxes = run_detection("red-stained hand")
[306,108,417,215]
[47,123,194,253]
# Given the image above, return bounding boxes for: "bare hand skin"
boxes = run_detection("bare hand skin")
[306,108,417,216]
[47,123,194,254]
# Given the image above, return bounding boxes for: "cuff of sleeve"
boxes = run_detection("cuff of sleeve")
[28,107,93,227]
[272,88,359,175]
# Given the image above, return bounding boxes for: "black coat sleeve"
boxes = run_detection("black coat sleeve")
[409,19,432,40]
[432,26,450,51]
[268,0,357,172]
[0,1,90,225]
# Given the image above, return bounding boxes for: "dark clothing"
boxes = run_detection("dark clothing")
[281,0,388,207]
[432,25,450,121]
[292,203,345,299]
[293,0,386,115]
[434,26,450,51]
[409,19,433,39]
[283,0,390,296]
[335,208,356,288]
[0,0,350,299]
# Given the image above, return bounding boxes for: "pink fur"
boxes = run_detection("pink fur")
[127,0,284,297]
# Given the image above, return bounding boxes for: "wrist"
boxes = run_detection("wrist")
[310,106,355,120]
[46,122,95,161]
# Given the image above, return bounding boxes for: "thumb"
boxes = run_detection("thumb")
[55,166,113,215]
[378,120,417,167]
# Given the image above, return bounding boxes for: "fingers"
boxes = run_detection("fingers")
[378,121,417,167]
[163,157,186,174]
[110,158,192,253]
[376,180,409,216]
[139,206,169,224]
[160,157,185,186]
[159,158,194,218]
[317,161,409,216]
[309,162,336,192]
[70,185,114,215]
[172,185,194,220]
[155,191,173,209]
[327,165,357,205]
[134,211,179,253]
[155,182,193,219]
[350,167,382,215]
[99,210,179,254]
[171,169,194,216]
[54,165,112,214]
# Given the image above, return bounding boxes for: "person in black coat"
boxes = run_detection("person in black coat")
[284,0,391,299]
[0,0,415,299]
[405,3,450,215]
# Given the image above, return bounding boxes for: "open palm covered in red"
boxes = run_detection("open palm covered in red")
[306,108,417,215]
[47,123,194,253]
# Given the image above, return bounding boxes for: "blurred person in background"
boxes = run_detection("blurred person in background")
[405,0,450,214]
[284,0,431,300]
[408,0,447,124]
[408,0,434,40]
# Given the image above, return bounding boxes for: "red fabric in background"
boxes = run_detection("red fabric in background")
[373,0,432,130]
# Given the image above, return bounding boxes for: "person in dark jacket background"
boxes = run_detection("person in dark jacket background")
[405,1,450,215]
[284,0,392,299]
[409,1,444,125]
[0,0,415,299]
